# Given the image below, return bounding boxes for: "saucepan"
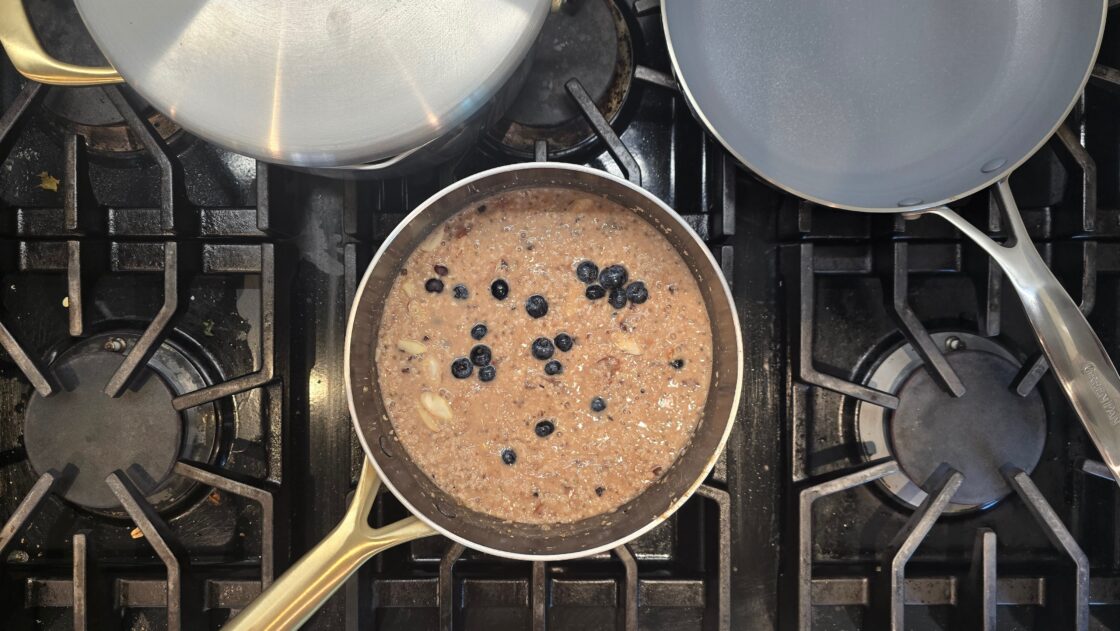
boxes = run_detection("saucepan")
[663,0,1120,483]
[0,0,551,174]
[223,163,743,630]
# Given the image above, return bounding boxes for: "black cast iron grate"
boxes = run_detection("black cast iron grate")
[0,77,282,630]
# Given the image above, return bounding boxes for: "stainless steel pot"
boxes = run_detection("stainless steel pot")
[0,0,551,171]
[663,0,1120,483]
[223,163,743,630]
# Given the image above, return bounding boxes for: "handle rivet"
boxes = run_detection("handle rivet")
[981,158,1008,174]
[945,336,964,352]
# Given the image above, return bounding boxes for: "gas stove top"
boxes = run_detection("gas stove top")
[2,1,1120,630]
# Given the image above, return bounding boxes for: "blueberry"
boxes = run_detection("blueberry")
[425,278,445,293]
[525,294,548,318]
[451,358,472,378]
[470,345,492,367]
[554,333,573,352]
[670,358,685,369]
[534,419,555,437]
[491,279,509,300]
[452,284,469,300]
[625,281,648,304]
[531,337,554,360]
[576,261,599,284]
[544,360,563,375]
[471,323,488,340]
[608,286,627,309]
[585,285,606,300]
[433,264,449,276]
[479,365,496,382]
[598,265,628,289]
[501,448,517,465]
[590,397,606,412]
[595,486,605,496]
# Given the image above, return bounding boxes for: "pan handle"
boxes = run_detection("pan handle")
[0,0,122,85]
[224,457,437,631]
[930,178,1120,487]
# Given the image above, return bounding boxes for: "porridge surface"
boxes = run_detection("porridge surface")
[375,188,713,524]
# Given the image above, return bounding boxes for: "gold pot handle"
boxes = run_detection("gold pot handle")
[224,457,437,631]
[0,0,122,85]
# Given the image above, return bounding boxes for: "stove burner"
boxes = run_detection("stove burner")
[42,87,183,155]
[486,0,634,157]
[856,332,1046,513]
[25,0,182,154]
[22,333,218,513]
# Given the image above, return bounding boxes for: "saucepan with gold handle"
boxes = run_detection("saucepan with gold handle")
[224,162,743,630]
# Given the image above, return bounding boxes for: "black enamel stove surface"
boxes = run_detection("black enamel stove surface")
[783,7,1120,627]
[4,1,1120,630]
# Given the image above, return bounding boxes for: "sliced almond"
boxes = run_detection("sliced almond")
[402,282,417,298]
[397,339,427,354]
[418,231,443,253]
[420,391,453,421]
[416,404,441,432]
[567,197,594,214]
[614,336,642,355]
[424,357,441,382]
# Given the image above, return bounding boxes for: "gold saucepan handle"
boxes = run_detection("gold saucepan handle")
[0,0,122,85]
[225,457,437,631]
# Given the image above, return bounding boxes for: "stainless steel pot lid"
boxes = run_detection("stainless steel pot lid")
[71,0,550,167]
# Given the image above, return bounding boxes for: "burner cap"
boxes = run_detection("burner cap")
[26,0,182,154]
[487,0,634,157]
[42,87,183,155]
[857,332,1046,513]
[23,334,216,512]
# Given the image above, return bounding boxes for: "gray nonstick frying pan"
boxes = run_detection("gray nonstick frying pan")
[662,1,1120,482]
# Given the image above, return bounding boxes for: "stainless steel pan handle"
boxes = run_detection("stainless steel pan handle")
[931,178,1120,485]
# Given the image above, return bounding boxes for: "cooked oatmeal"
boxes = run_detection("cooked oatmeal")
[375,188,713,523]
